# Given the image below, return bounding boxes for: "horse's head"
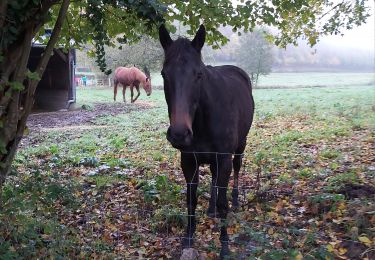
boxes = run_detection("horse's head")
[144,77,152,96]
[159,24,206,149]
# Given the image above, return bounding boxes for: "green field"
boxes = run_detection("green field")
[1,75,374,259]
[150,71,375,88]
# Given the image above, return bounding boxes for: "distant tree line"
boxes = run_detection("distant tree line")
[272,44,374,72]
[205,32,374,73]
[76,36,163,77]
[77,26,373,86]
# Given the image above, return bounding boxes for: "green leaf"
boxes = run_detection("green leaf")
[9,81,24,91]
[26,70,41,81]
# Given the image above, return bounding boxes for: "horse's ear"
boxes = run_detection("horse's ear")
[191,24,205,53]
[159,24,173,51]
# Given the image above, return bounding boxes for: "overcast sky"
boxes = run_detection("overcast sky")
[317,1,374,51]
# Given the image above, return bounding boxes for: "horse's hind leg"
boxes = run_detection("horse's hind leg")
[122,86,126,103]
[207,163,218,217]
[132,85,140,103]
[114,81,118,101]
[181,153,199,249]
[232,153,243,210]
[215,154,232,258]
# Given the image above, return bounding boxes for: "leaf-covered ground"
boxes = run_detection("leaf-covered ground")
[1,84,374,259]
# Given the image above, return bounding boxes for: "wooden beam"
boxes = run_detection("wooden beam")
[55,48,68,63]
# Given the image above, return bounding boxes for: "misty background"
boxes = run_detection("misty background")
[76,3,374,80]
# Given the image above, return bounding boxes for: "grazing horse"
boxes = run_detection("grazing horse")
[159,24,255,258]
[113,66,152,103]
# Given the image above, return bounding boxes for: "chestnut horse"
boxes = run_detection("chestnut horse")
[113,66,152,103]
[159,25,254,258]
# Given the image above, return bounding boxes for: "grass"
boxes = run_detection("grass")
[149,71,375,88]
[257,72,374,88]
[2,74,375,259]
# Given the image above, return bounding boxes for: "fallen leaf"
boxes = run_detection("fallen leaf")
[338,247,347,255]
[295,252,303,260]
[358,236,372,247]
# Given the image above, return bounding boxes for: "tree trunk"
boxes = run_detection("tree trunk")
[0,0,7,29]
[0,0,70,205]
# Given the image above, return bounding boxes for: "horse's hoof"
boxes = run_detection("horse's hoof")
[231,200,239,212]
[182,237,194,248]
[180,248,199,260]
[219,244,230,259]
[231,205,239,213]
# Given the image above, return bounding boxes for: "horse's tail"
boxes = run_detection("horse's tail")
[113,76,118,101]
[113,77,118,87]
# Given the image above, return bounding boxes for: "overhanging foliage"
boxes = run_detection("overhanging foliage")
[0,0,371,195]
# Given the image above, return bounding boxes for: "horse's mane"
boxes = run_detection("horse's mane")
[165,38,202,63]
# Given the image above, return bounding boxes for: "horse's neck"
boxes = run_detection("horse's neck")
[194,82,214,127]
[135,71,146,84]
[194,68,226,128]
[200,70,220,110]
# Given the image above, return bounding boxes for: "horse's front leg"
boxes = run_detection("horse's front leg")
[130,85,135,103]
[132,85,140,103]
[207,163,218,217]
[213,154,232,258]
[181,153,199,249]
[122,86,127,103]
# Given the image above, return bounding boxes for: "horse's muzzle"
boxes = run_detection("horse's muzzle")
[167,126,193,149]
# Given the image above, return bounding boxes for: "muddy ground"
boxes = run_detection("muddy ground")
[27,101,154,130]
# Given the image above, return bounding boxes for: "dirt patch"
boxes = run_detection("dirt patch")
[337,183,375,199]
[27,101,154,130]
[341,240,374,259]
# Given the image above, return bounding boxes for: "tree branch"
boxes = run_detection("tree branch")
[34,0,71,78]
[21,0,70,127]
[0,0,55,83]
[317,1,345,21]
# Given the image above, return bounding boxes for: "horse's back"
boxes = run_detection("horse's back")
[206,65,253,110]
[210,65,251,82]
[203,65,254,151]
[114,67,137,85]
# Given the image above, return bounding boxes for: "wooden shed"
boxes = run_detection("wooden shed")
[28,44,76,111]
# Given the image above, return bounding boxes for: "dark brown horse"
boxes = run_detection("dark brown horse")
[159,25,255,258]
[113,66,152,103]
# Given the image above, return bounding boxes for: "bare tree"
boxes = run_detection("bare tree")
[106,36,164,73]
[235,29,274,87]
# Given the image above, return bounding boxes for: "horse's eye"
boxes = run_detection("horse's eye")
[197,72,203,79]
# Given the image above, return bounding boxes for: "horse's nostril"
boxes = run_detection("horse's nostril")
[184,129,193,139]
[167,126,193,147]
